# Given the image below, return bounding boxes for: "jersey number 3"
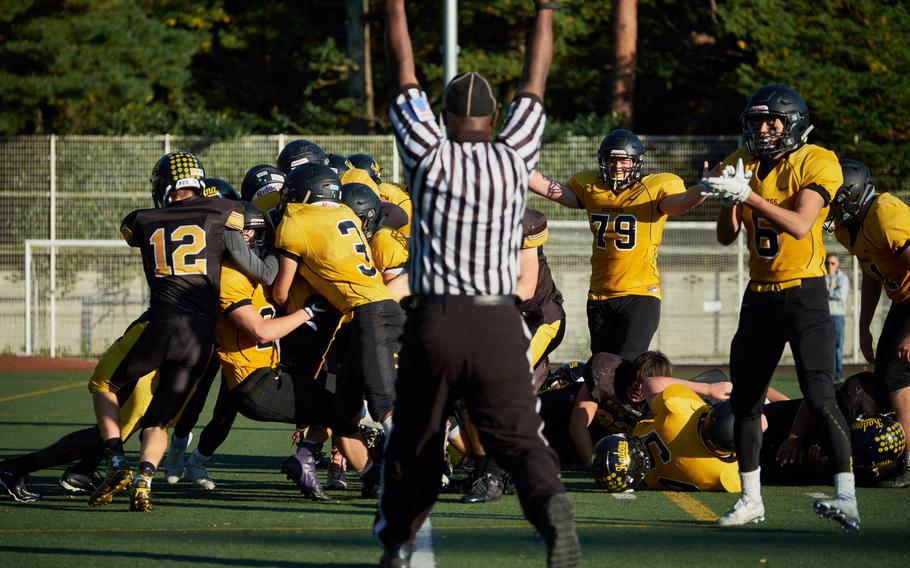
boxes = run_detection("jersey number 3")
[591,213,637,250]
[337,220,378,277]
[149,225,207,277]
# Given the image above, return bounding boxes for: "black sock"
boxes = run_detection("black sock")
[138,461,156,478]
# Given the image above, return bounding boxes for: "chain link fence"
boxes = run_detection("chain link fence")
[1,134,897,365]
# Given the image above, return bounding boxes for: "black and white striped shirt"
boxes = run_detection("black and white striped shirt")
[390,85,546,295]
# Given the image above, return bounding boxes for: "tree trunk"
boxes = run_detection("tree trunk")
[611,0,637,128]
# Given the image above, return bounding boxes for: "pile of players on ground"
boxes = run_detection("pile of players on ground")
[0,137,907,513]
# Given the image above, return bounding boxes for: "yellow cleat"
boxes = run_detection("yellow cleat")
[88,465,133,507]
[129,477,153,512]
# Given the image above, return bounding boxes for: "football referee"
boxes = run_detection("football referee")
[375,2,579,567]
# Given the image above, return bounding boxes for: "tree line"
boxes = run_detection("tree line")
[1,0,907,187]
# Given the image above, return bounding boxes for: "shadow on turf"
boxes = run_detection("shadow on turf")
[0,546,373,567]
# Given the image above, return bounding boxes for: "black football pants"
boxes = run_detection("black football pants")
[375,298,565,547]
[587,295,660,360]
[729,278,852,474]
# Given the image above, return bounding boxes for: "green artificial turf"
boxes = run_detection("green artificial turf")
[1,371,908,567]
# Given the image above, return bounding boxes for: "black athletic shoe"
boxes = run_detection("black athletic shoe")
[0,462,41,503]
[540,493,581,568]
[460,472,504,504]
[379,544,412,568]
[59,468,103,495]
[360,464,381,499]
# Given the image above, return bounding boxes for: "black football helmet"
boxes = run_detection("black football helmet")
[851,414,906,484]
[277,139,328,175]
[597,129,645,190]
[591,433,652,492]
[825,159,876,233]
[202,177,241,200]
[150,152,206,208]
[240,201,270,258]
[348,153,383,185]
[283,163,342,204]
[341,183,383,240]
[699,399,736,461]
[741,84,813,158]
[326,153,353,176]
[240,164,285,202]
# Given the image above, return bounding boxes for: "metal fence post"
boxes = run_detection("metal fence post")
[24,241,32,355]
[391,135,400,184]
[50,134,57,357]
[852,254,860,363]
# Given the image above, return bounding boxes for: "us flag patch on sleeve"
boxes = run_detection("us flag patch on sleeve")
[409,95,435,123]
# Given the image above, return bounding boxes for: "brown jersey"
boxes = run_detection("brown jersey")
[120,197,244,319]
[583,353,649,436]
[518,208,564,315]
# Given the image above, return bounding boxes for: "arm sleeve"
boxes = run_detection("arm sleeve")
[223,230,278,285]
[119,211,140,247]
[522,208,549,249]
[389,85,442,170]
[496,94,546,172]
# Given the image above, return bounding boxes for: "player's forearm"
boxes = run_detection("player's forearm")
[859,274,881,330]
[224,231,278,285]
[385,0,417,91]
[743,192,817,239]
[384,272,410,302]
[661,185,707,217]
[529,171,581,208]
[716,204,740,245]
[516,2,554,99]
[248,309,312,344]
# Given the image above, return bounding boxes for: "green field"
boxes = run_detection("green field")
[1,370,909,567]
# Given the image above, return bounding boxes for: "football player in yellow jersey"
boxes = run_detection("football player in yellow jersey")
[829,159,910,488]
[700,83,858,530]
[341,166,412,236]
[345,154,412,235]
[241,164,285,227]
[529,129,706,360]
[341,182,411,301]
[273,163,405,442]
[631,384,741,492]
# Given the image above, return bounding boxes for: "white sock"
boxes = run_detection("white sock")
[191,449,210,464]
[834,472,855,500]
[740,468,762,501]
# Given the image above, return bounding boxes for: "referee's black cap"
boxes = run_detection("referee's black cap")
[443,72,497,117]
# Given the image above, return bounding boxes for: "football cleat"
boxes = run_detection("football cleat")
[129,477,153,512]
[88,464,133,507]
[540,493,581,568]
[379,543,412,568]
[326,446,348,490]
[0,462,41,503]
[185,454,216,491]
[281,451,329,501]
[814,496,860,532]
[460,472,504,504]
[164,432,193,484]
[360,463,382,499]
[59,468,103,495]
[717,495,765,526]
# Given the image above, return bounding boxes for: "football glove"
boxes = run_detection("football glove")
[700,158,753,206]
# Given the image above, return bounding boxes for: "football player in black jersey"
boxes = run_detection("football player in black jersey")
[87,152,269,512]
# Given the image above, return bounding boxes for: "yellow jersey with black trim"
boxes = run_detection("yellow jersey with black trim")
[379,182,412,236]
[632,384,741,492]
[370,226,409,275]
[214,261,279,390]
[568,170,685,300]
[835,193,910,304]
[724,144,842,283]
[275,202,393,312]
[252,189,283,229]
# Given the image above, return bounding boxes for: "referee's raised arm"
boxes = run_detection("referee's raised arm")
[518,1,556,99]
[385,0,418,92]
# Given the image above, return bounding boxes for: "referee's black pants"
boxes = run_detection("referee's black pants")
[729,278,852,475]
[375,296,565,547]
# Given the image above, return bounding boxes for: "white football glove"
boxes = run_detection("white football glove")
[700,158,753,206]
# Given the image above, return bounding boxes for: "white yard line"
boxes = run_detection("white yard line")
[611,492,638,500]
[411,515,436,568]
[805,492,830,499]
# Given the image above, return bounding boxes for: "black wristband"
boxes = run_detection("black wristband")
[537,2,558,10]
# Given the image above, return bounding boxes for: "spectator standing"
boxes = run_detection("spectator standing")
[826,254,850,379]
